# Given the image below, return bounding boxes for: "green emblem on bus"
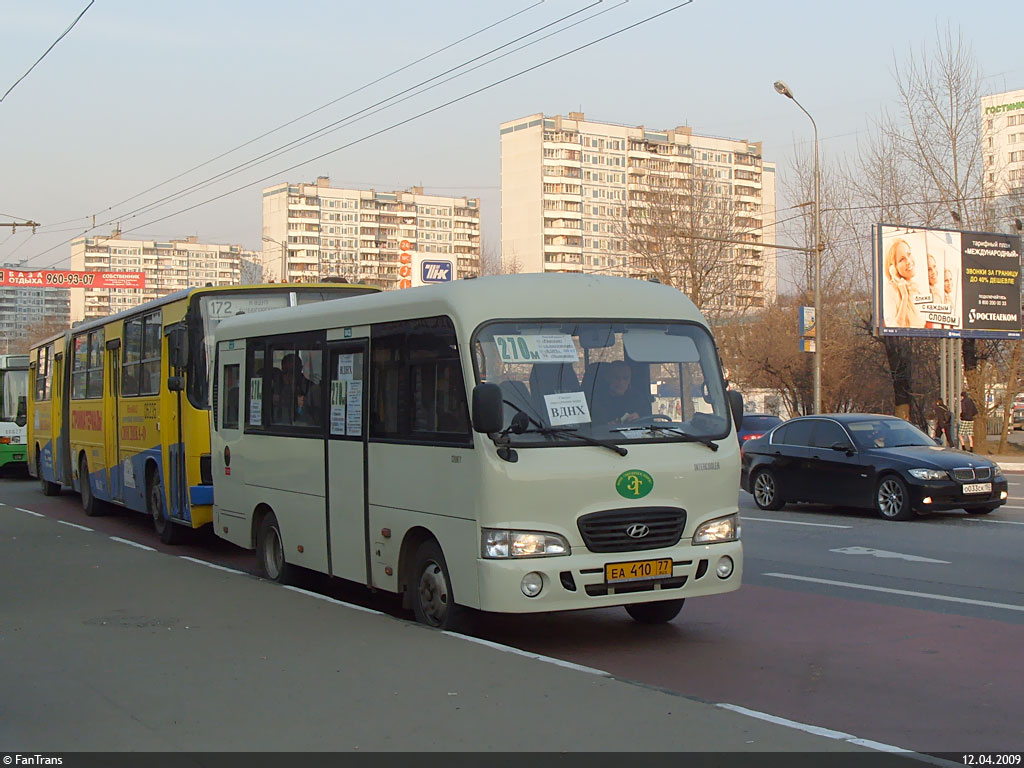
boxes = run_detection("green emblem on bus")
[616,469,653,499]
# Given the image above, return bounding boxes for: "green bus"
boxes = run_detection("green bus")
[0,354,29,470]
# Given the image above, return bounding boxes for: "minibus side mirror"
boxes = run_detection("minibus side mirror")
[168,326,189,370]
[727,389,744,431]
[472,382,504,434]
[167,376,184,392]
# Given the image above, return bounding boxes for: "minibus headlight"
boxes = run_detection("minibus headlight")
[693,514,739,544]
[482,529,570,559]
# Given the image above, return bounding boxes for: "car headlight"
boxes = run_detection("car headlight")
[908,468,948,480]
[481,529,570,559]
[992,464,1003,478]
[693,514,739,544]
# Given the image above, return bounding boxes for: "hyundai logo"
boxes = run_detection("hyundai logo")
[625,523,650,538]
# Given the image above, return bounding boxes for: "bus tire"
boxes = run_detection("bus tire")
[625,598,685,624]
[38,448,59,496]
[410,539,469,632]
[79,455,102,516]
[148,468,184,545]
[257,512,293,585]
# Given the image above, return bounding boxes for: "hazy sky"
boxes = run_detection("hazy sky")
[1,0,1021,283]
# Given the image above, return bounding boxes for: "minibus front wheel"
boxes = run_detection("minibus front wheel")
[625,599,685,624]
[411,539,469,632]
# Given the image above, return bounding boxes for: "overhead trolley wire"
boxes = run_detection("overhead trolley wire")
[108,0,620,228]
[0,0,95,103]
[21,0,627,267]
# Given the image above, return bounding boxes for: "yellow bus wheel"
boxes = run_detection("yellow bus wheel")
[79,456,102,517]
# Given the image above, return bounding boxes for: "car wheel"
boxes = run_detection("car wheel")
[875,475,914,521]
[148,468,184,544]
[410,539,470,632]
[79,455,102,516]
[257,512,293,584]
[966,505,998,515]
[38,448,59,496]
[625,599,685,624]
[752,468,784,511]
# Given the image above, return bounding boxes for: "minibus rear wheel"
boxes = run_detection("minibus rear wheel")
[625,599,685,624]
[257,512,294,585]
[79,455,102,517]
[411,539,468,632]
[38,448,59,496]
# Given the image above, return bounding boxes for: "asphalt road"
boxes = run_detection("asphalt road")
[3,471,1023,755]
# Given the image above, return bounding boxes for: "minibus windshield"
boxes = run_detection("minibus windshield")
[473,321,730,445]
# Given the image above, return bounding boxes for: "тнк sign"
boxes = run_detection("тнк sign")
[420,260,452,283]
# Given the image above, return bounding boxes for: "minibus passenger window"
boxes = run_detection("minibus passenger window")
[223,364,240,430]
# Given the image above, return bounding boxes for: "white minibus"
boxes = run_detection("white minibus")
[210,274,744,629]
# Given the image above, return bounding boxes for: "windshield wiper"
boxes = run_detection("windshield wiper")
[611,423,719,451]
[519,426,628,456]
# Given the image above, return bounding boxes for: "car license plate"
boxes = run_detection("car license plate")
[962,482,992,494]
[605,558,673,584]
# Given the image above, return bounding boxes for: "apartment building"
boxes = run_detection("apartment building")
[501,112,777,310]
[69,233,260,322]
[261,177,481,290]
[982,88,1024,219]
[0,267,69,353]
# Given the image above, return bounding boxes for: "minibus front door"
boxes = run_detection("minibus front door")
[325,342,369,585]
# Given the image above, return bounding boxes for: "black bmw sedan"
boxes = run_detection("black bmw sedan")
[739,413,1008,521]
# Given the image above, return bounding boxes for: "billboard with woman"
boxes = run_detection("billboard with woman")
[874,224,1020,339]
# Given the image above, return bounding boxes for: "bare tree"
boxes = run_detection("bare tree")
[617,162,758,322]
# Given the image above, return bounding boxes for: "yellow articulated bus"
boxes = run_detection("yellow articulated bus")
[28,283,376,542]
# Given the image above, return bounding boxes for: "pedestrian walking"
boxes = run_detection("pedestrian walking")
[959,390,978,451]
[932,398,953,446]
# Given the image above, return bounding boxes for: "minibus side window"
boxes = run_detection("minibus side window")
[370,316,471,446]
[245,345,265,428]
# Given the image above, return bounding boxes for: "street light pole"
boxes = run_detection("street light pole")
[774,80,822,414]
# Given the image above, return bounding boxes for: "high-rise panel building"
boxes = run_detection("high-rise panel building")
[982,88,1024,219]
[501,112,777,310]
[69,233,260,322]
[0,267,70,353]
[261,177,481,290]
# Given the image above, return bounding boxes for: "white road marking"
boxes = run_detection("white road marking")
[109,536,156,551]
[446,632,611,677]
[58,520,92,531]
[964,518,1024,525]
[764,572,1024,612]
[830,546,950,564]
[742,516,852,529]
[178,556,244,575]
[715,704,912,753]
[998,505,1024,510]
[282,585,384,615]
[16,507,44,517]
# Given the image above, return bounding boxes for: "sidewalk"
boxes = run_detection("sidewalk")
[0,504,890,753]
